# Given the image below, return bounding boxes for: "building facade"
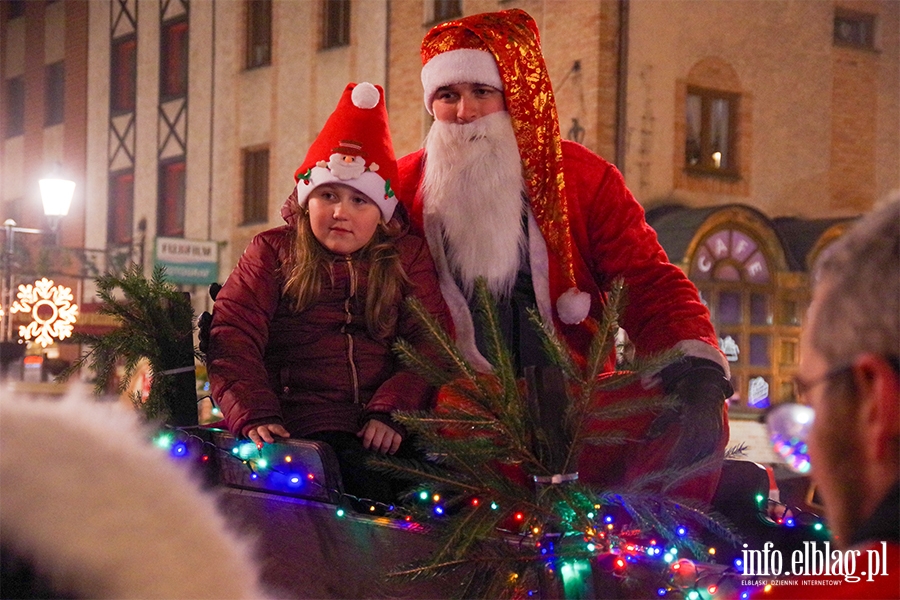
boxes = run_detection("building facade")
[2,0,898,415]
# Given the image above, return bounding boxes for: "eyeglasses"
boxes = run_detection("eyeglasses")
[792,355,899,400]
[792,364,853,400]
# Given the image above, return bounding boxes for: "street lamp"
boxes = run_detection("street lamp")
[38,177,75,232]
[1,177,76,343]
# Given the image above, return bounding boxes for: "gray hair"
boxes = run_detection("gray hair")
[811,196,900,367]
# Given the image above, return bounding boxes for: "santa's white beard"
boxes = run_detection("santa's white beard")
[421,111,527,299]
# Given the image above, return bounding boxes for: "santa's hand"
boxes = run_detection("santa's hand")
[648,357,732,467]
[358,419,403,455]
[247,423,290,446]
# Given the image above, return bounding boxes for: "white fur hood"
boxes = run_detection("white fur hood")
[0,392,272,599]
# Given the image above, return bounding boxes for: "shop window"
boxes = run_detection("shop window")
[691,226,783,413]
[158,159,186,238]
[245,0,272,69]
[685,86,739,177]
[242,147,269,225]
[5,76,25,138]
[750,293,770,325]
[749,334,769,366]
[160,18,189,99]
[780,340,797,366]
[45,61,65,126]
[108,170,135,245]
[322,0,350,49]
[834,9,876,50]
[111,35,137,113]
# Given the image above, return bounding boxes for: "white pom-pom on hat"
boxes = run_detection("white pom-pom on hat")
[351,82,381,109]
[556,287,591,325]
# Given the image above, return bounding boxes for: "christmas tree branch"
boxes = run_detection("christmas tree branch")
[401,296,484,391]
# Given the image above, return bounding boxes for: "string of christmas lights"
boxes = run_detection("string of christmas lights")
[756,494,827,533]
[149,424,833,599]
[151,425,420,521]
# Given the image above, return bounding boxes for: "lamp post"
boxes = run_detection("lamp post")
[1,177,75,343]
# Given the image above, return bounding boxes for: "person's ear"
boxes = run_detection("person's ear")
[851,353,900,462]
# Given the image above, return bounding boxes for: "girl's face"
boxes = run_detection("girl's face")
[307,183,382,255]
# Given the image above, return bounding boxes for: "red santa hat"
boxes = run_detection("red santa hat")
[420,10,591,325]
[294,82,398,222]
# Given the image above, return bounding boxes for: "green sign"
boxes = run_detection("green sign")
[154,237,219,285]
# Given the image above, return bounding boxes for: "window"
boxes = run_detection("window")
[432,0,461,22]
[685,87,739,176]
[5,76,25,137]
[690,227,782,413]
[111,35,137,113]
[108,170,135,245]
[2,198,21,225]
[5,1,26,19]
[245,0,272,69]
[322,0,350,49]
[45,61,65,126]
[834,9,876,50]
[160,18,189,99]
[242,148,269,224]
[158,160,186,237]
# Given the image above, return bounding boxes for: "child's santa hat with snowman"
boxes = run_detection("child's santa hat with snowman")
[294,82,398,222]
[419,9,592,326]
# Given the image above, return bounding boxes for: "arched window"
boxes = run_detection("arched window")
[654,206,853,417]
[690,226,796,414]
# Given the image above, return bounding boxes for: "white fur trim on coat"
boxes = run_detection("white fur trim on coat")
[421,49,503,115]
[0,392,272,599]
[422,216,494,373]
[527,209,554,326]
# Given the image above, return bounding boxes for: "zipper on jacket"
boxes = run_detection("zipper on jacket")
[341,258,361,405]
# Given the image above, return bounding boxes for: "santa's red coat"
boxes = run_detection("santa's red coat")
[396,140,729,500]
[396,141,723,368]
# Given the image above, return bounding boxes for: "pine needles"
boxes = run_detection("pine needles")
[374,277,737,598]
[58,264,199,422]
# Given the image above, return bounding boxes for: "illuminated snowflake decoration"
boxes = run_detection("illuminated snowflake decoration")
[10,278,79,348]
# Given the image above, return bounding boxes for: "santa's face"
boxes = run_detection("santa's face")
[432,82,506,124]
[308,183,381,255]
[327,153,367,180]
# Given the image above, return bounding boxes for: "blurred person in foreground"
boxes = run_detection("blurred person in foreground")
[756,197,899,599]
[0,393,274,599]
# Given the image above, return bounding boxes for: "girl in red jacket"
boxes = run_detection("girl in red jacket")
[207,83,451,504]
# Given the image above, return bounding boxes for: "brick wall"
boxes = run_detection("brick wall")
[830,47,879,211]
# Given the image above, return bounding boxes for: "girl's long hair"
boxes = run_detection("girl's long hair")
[282,205,409,339]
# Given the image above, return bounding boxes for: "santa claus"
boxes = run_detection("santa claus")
[394,9,734,502]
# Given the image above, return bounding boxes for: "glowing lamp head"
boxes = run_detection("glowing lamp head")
[39,178,75,220]
[38,178,75,231]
